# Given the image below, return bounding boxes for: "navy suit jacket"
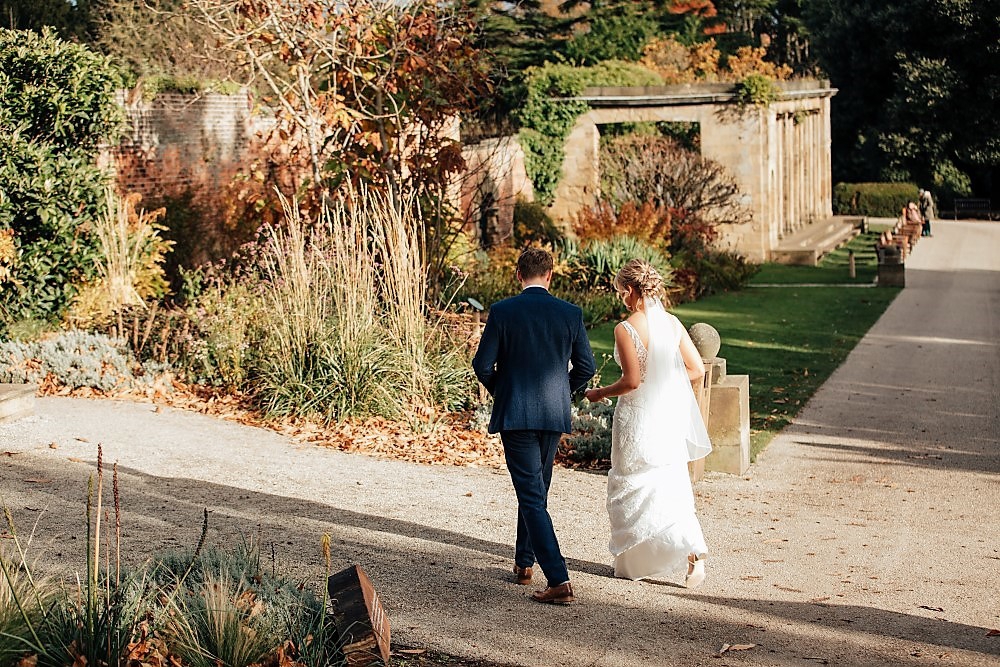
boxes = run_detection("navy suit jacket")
[472,287,596,434]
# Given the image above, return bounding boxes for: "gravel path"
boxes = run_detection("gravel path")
[2,220,998,666]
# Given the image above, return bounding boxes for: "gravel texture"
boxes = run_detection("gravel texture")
[1,220,998,666]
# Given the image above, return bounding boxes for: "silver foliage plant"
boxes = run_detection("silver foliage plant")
[0,330,169,391]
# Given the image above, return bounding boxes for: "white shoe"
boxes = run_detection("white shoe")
[685,557,706,589]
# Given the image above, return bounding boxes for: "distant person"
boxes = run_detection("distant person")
[919,189,934,237]
[472,247,596,605]
[585,259,713,588]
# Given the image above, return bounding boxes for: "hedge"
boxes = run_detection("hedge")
[833,182,919,218]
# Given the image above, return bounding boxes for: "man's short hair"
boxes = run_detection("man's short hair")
[517,247,553,280]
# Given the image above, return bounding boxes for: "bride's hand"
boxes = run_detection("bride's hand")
[584,388,601,402]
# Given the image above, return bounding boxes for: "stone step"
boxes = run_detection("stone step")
[0,383,37,424]
[771,217,862,266]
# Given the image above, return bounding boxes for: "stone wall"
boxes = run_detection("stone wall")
[551,80,837,262]
[111,89,271,198]
[458,136,534,247]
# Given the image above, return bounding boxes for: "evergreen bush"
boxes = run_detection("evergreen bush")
[833,182,919,217]
[0,28,124,330]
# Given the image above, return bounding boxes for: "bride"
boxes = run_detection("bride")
[584,259,712,588]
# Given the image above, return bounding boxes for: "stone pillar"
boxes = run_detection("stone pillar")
[548,113,600,223]
[687,323,720,484]
[705,374,751,476]
[822,97,834,216]
[783,115,793,235]
[687,322,750,476]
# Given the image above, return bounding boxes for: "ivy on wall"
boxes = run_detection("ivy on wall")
[513,61,663,206]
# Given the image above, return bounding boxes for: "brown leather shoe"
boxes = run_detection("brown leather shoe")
[530,582,575,605]
[513,565,533,585]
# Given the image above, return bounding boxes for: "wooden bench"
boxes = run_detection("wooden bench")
[872,206,922,261]
[953,198,994,220]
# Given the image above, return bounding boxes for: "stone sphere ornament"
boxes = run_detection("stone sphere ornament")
[688,322,721,359]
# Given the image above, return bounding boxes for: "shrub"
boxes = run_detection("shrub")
[455,246,520,309]
[559,235,673,295]
[1,452,341,667]
[0,330,169,392]
[554,288,624,326]
[561,400,615,464]
[572,200,671,245]
[67,188,175,329]
[734,73,780,107]
[512,199,562,246]
[248,191,477,422]
[0,28,124,329]
[598,134,750,254]
[833,182,920,217]
[671,249,759,302]
[931,159,973,211]
[0,134,109,327]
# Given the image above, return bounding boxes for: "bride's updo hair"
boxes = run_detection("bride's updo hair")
[613,259,667,303]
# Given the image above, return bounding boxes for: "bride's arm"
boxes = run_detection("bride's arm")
[679,327,706,383]
[584,323,641,401]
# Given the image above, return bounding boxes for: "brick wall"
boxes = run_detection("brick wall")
[111,89,272,197]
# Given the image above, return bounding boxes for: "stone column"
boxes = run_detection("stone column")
[822,97,834,216]
[783,115,793,235]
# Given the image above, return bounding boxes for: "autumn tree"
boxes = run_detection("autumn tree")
[185,0,493,282]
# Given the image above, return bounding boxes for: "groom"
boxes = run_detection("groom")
[472,247,596,604]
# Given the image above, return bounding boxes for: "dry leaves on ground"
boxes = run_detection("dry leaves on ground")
[36,381,506,468]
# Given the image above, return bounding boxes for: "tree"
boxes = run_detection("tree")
[805,0,1000,201]
[0,28,123,328]
[184,0,493,284]
[0,0,97,41]
[91,0,243,81]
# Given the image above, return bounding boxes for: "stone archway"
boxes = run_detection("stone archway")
[550,79,837,262]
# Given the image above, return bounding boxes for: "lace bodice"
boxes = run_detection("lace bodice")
[613,320,648,381]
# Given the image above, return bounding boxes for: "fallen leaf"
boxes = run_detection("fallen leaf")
[2,451,16,457]
[24,478,52,484]
[740,575,763,581]
[718,643,756,656]
[464,492,473,497]
[774,584,802,593]
[48,442,58,449]
[810,596,831,603]
[919,605,944,612]
[397,649,426,655]
[986,629,1000,637]
[68,457,83,463]
[75,437,89,443]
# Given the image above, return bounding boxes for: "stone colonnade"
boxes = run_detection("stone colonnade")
[549,80,836,262]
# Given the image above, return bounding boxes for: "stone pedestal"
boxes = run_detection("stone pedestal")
[0,384,36,424]
[705,375,750,475]
[878,262,905,287]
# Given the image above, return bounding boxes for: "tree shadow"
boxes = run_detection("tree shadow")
[3,454,998,666]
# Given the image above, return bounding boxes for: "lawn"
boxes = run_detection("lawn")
[750,225,889,285]
[589,234,900,460]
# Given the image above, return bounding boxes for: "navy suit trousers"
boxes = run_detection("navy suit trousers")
[500,429,569,587]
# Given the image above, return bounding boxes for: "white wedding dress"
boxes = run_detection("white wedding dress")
[607,301,712,581]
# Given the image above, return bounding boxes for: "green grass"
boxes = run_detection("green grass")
[588,279,900,461]
[750,226,888,285]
